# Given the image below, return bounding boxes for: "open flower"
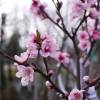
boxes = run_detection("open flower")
[70,0,86,20]
[78,40,90,51]
[91,30,100,40]
[77,31,89,42]
[53,51,70,64]
[68,89,84,100]
[31,0,47,19]
[16,65,34,86]
[89,8,100,19]
[27,43,38,58]
[70,0,97,20]
[26,32,40,46]
[14,52,28,63]
[40,37,58,57]
[86,0,96,5]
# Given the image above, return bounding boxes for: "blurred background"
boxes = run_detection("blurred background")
[0,0,100,100]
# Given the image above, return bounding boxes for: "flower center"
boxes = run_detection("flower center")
[44,46,50,52]
[81,34,86,39]
[58,54,64,61]
[74,92,81,98]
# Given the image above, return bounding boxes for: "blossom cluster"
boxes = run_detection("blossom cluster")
[14,31,70,86]
[45,80,84,100]
[77,29,100,51]
[31,0,47,19]
[71,0,100,20]
[12,0,100,99]
[68,89,84,100]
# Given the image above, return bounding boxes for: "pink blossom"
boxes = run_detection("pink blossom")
[68,89,84,100]
[27,43,38,58]
[31,0,40,14]
[89,8,100,19]
[70,0,96,20]
[86,0,96,5]
[78,40,90,51]
[14,52,28,63]
[31,0,47,19]
[26,33,39,46]
[31,0,39,8]
[91,31,100,40]
[77,31,89,42]
[54,51,70,64]
[71,0,86,20]
[40,37,58,57]
[16,65,34,86]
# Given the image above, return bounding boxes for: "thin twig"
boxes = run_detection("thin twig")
[43,58,49,74]
[84,75,100,90]
[0,49,66,98]
[82,41,95,65]
[73,11,87,36]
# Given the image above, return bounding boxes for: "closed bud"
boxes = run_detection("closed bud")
[48,70,54,77]
[83,76,90,83]
[45,81,53,89]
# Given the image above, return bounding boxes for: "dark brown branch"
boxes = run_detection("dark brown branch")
[84,75,100,90]
[41,9,72,39]
[0,46,100,99]
[0,49,26,65]
[0,49,66,98]
[82,41,95,65]
[43,58,49,74]
[73,11,88,37]
[33,64,66,97]
[73,40,81,89]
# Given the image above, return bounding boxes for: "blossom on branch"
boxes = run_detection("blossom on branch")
[16,65,34,86]
[78,40,90,51]
[14,52,28,63]
[31,0,47,19]
[68,89,84,100]
[27,43,38,58]
[53,51,70,64]
[40,36,58,57]
[91,30,100,41]
[70,0,99,20]
[45,81,53,89]
[77,31,89,42]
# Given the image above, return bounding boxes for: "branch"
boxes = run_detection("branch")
[82,41,95,65]
[43,57,49,74]
[84,75,100,90]
[41,7,72,39]
[73,11,88,36]
[0,49,27,66]
[73,39,81,89]
[33,64,66,97]
[0,49,66,98]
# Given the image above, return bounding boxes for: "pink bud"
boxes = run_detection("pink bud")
[83,76,90,83]
[48,70,54,76]
[45,81,53,89]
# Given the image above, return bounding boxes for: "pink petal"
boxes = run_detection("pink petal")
[21,77,29,86]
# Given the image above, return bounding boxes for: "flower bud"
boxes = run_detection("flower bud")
[45,81,53,89]
[83,76,90,83]
[48,70,54,77]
